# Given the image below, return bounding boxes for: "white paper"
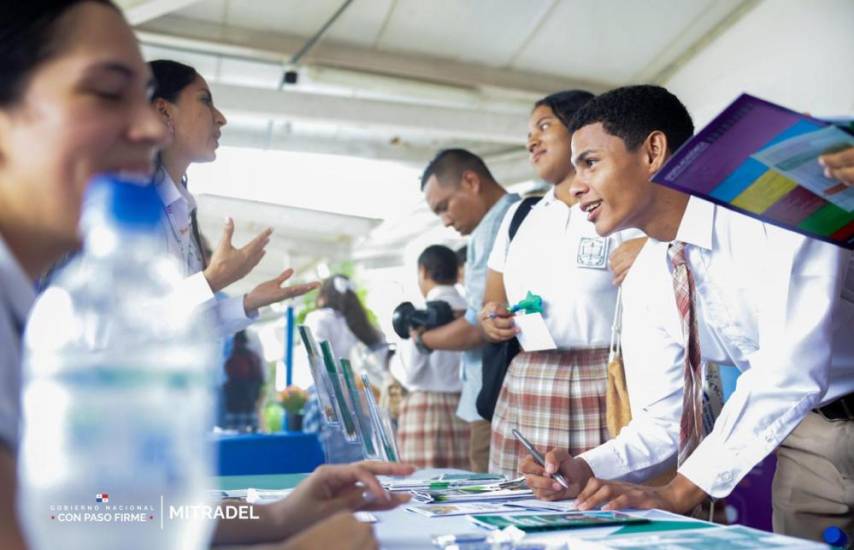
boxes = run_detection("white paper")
[245,487,294,504]
[355,511,378,523]
[406,502,519,518]
[514,313,557,351]
[505,498,578,512]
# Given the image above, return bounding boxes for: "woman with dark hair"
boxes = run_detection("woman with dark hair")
[479,90,646,477]
[148,59,318,335]
[306,274,383,356]
[0,6,409,548]
[0,2,168,546]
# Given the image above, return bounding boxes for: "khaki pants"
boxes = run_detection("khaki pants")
[773,411,854,542]
[469,420,491,473]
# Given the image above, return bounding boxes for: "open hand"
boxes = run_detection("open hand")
[575,473,706,514]
[269,461,415,539]
[243,268,320,313]
[204,217,272,292]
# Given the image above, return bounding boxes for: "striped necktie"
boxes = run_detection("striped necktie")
[669,241,706,466]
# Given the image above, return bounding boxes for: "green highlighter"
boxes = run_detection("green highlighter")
[509,291,544,315]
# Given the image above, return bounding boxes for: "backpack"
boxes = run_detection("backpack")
[475,196,541,421]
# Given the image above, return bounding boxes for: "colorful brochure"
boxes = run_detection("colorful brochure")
[468,511,649,532]
[297,325,339,425]
[411,477,532,503]
[653,94,854,249]
[383,473,507,492]
[339,358,380,459]
[406,502,520,518]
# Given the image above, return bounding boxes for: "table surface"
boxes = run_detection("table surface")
[214,470,716,549]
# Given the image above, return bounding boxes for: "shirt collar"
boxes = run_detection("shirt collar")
[154,170,196,211]
[426,284,457,301]
[0,234,36,326]
[538,186,558,206]
[674,196,715,251]
[475,192,522,233]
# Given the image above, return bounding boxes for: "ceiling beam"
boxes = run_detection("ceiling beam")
[117,0,204,25]
[218,127,440,164]
[135,15,610,95]
[210,82,528,144]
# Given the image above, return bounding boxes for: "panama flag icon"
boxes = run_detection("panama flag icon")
[96,493,109,503]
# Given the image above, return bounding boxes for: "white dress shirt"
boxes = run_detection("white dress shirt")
[303,307,359,361]
[391,285,467,393]
[580,197,854,498]
[487,188,639,349]
[0,235,36,452]
[154,172,255,337]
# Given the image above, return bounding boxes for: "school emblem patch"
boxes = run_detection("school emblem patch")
[576,237,609,269]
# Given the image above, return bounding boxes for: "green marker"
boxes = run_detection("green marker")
[510,291,544,315]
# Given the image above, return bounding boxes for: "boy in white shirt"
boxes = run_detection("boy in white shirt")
[521,85,853,542]
[393,245,471,468]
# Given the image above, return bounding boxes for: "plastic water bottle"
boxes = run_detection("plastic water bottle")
[18,176,218,549]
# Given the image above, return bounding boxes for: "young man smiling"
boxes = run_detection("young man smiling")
[521,85,853,542]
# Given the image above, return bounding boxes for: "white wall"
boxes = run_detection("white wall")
[665,0,854,127]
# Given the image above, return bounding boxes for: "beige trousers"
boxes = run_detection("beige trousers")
[468,419,491,473]
[773,411,854,542]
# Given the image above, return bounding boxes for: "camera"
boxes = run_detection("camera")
[391,300,455,339]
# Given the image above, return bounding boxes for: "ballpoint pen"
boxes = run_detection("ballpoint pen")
[512,428,571,491]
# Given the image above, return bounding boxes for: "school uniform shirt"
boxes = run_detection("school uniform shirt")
[0,235,36,452]
[579,196,854,498]
[154,172,256,337]
[391,285,467,393]
[303,307,359,361]
[458,192,521,422]
[487,188,639,349]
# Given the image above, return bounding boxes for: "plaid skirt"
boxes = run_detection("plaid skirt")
[489,348,610,478]
[397,391,470,469]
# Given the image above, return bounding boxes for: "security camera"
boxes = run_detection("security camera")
[281,64,299,86]
[283,70,298,85]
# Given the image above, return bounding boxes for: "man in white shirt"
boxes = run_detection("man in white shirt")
[418,149,520,471]
[521,85,853,541]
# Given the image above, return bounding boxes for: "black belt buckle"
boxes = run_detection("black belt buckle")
[815,393,854,421]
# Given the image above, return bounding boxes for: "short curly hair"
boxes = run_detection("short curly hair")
[567,85,694,153]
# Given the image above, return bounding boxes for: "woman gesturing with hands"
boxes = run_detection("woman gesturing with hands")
[148,59,319,331]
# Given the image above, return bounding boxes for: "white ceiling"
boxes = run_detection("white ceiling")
[118,0,760,295]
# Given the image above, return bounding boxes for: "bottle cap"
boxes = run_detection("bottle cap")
[823,526,848,547]
[83,174,161,232]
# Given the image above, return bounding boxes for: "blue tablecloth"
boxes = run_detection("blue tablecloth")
[215,432,324,476]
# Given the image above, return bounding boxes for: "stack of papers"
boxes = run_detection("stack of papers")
[566,524,827,549]
[410,477,533,504]
[468,511,649,532]
[406,502,521,518]
[382,472,505,492]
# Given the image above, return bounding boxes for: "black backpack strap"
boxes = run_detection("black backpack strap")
[508,196,541,241]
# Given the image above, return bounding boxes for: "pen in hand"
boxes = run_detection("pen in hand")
[512,429,571,491]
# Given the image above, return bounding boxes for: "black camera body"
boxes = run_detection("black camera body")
[392,300,455,339]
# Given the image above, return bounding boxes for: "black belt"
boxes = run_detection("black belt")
[815,392,854,421]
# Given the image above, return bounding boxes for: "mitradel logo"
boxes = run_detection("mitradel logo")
[47,492,259,527]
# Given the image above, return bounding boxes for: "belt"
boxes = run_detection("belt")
[815,392,854,421]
